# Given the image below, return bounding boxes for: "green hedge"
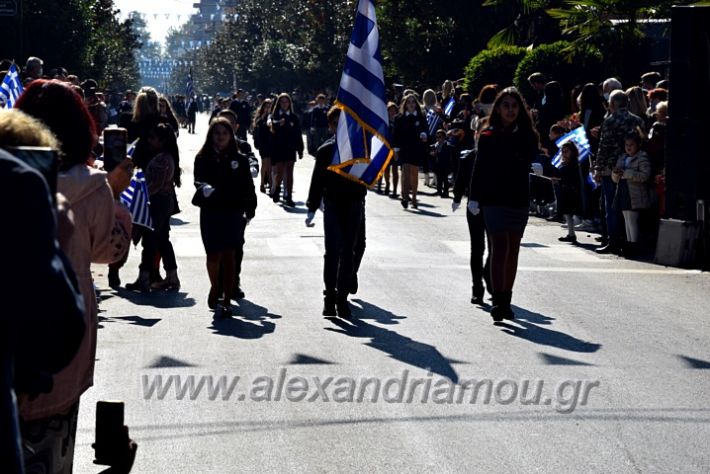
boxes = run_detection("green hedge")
[513,41,604,100]
[463,46,528,97]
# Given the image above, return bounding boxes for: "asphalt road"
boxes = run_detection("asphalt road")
[74,115,710,473]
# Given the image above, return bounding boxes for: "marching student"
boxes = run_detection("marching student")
[394,94,428,209]
[269,93,304,207]
[253,98,274,193]
[193,118,257,316]
[382,102,399,197]
[469,87,539,322]
[306,107,366,319]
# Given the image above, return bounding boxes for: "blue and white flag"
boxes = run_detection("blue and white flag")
[0,64,24,109]
[444,97,456,117]
[186,68,194,98]
[329,0,393,187]
[426,108,442,137]
[551,126,597,189]
[120,170,153,230]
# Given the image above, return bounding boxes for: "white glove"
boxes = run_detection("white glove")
[452,201,460,212]
[305,211,316,227]
[467,200,480,216]
[202,184,215,198]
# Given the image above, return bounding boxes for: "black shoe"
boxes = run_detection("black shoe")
[349,275,359,295]
[384,186,390,195]
[390,192,399,199]
[149,269,163,285]
[471,285,484,305]
[323,291,337,317]
[490,291,514,322]
[232,286,245,300]
[401,199,409,209]
[558,235,577,243]
[217,304,232,319]
[595,244,618,255]
[108,269,120,289]
[272,193,280,203]
[208,288,218,310]
[336,298,352,319]
[411,200,419,209]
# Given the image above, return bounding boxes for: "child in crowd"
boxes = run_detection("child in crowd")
[431,129,453,198]
[547,124,567,157]
[612,130,652,255]
[554,142,583,242]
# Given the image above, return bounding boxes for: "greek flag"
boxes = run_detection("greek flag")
[0,64,24,109]
[444,97,456,117]
[186,68,194,98]
[329,0,393,187]
[120,170,153,230]
[426,108,442,137]
[551,126,591,168]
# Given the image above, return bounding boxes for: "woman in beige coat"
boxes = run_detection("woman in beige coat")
[16,80,133,473]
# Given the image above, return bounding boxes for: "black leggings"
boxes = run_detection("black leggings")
[466,208,489,292]
[140,193,177,272]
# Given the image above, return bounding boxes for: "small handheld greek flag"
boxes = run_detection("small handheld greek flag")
[329,0,394,187]
[426,108,442,137]
[0,64,24,109]
[120,170,153,230]
[444,97,456,117]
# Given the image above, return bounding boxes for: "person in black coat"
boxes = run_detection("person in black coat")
[187,98,198,134]
[469,87,540,322]
[552,142,584,243]
[394,95,428,209]
[253,99,274,194]
[0,149,85,474]
[193,118,257,316]
[229,89,251,141]
[305,107,367,318]
[269,93,304,207]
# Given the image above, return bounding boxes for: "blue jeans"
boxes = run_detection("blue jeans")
[601,176,620,245]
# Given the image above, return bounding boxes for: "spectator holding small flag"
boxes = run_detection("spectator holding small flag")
[552,142,584,243]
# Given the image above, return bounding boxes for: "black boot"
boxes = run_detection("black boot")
[232,284,245,300]
[322,291,336,317]
[471,285,484,305]
[336,295,351,319]
[500,291,515,320]
[490,292,506,322]
[108,268,120,289]
[349,274,359,295]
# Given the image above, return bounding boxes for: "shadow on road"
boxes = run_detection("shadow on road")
[325,313,459,383]
[351,299,406,325]
[209,317,276,340]
[233,299,282,321]
[495,307,601,353]
[115,289,197,309]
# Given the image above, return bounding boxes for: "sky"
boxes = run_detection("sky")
[114,0,196,44]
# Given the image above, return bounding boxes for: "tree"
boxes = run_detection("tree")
[463,46,529,95]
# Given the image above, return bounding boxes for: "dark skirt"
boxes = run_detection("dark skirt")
[200,208,245,254]
[482,205,529,235]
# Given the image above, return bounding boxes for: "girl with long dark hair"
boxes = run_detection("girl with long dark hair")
[394,94,428,209]
[469,87,539,322]
[269,93,304,207]
[194,118,257,316]
[253,98,273,194]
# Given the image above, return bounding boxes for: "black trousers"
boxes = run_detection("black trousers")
[140,193,177,272]
[323,198,366,295]
[466,207,489,292]
[216,215,247,291]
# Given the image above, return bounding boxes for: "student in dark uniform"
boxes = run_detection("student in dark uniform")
[253,99,274,193]
[310,94,330,154]
[193,118,257,316]
[269,93,304,207]
[469,87,539,322]
[394,95,429,209]
[305,107,366,319]
[229,89,251,141]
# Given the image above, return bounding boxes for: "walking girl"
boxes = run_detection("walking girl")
[394,95,429,209]
[253,98,273,194]
[469,87,540,322]
[269,93,304,207]
[193,118,257,316]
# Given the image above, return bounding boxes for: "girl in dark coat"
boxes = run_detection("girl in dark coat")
[253,98,273,194]
[194,118,257,316]
[469,87,540,322]
[394,94,428,209]
[554,142,583,243]
[269,93,304,207]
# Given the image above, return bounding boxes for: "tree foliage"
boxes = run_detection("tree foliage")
[513,41,603,98]
[0,0,141,91]
[463,46,528,95]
